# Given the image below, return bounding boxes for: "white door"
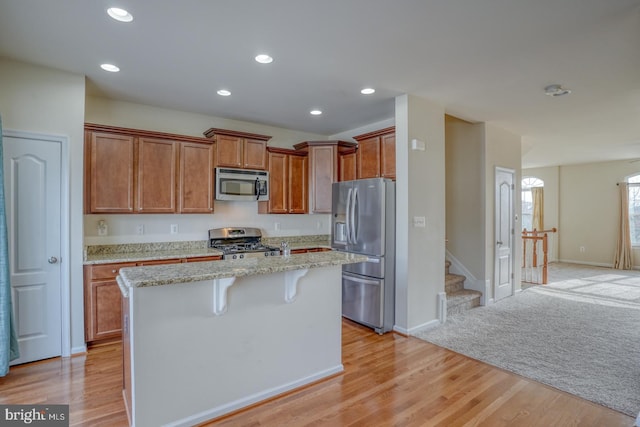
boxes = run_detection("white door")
[3,133,62,364]
[494,167,514,301]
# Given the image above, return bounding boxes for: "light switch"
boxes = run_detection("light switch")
[411,139,426,151]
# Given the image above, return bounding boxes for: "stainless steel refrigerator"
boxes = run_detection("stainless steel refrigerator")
[331,178,395,334]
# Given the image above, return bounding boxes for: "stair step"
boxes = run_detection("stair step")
[445,273,465,294]
[447,289,482,317]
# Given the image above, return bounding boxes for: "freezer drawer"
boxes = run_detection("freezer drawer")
[342,272,383,329]
[342,255,384,278]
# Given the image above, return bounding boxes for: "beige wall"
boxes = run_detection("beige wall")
[395,94,446,331]
[522,166,560,261]
[484,123,522,297]
[445,116,485,279]
[0,58,86,353]
[558,160,640,267]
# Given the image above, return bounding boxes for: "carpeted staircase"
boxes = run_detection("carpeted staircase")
[445,260,482,316]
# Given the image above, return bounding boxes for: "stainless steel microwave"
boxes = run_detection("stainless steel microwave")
[215,168,269,201]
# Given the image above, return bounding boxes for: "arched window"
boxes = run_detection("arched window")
[626,174,640,246]
[522,177,544,231]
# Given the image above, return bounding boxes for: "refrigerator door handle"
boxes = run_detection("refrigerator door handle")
[351,187,358,244]
[345,187,353,244]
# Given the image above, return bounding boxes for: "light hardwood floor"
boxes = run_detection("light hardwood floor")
[0,320,633,426]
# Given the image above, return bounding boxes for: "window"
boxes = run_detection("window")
[627,174,640,246]
[521,177,544,231]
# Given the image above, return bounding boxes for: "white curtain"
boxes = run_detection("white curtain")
[532,187,544,231]
[614,183,633,270]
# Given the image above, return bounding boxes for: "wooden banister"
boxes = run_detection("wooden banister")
[521,228,557,285]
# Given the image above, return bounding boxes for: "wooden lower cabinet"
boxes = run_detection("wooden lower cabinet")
[84,255,222,344]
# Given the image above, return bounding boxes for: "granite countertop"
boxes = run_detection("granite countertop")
[84,235,331,265]
[117,250,366,296]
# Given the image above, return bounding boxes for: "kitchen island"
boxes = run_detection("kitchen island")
[117,250,366,427]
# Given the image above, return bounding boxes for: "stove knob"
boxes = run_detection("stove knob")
[264,252,269,257]
[232,254,237,260]
[239,254,244,259]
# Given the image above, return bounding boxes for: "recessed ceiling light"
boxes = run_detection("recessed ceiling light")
[361,88,375,95]
[310,110,322,116]
[217,89,231,97]
[544,84,571,97]
[107,7,133,23]
[255,54,274,64]
[100,63,120,72]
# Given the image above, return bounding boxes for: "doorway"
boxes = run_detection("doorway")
[3,130,69,364]
[494,167,515,301]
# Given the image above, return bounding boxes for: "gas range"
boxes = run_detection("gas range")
[208,227,280,260]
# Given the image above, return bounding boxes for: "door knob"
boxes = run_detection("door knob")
[496,241,503,246]
[48,256,58,264]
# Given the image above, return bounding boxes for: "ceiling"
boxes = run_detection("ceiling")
[1,0,639,168]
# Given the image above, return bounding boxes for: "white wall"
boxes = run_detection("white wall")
[0,58,86,353]
[484,123,522,297]
[445,116,485,280]
[395,94,446,332]
[558,160,640,267]
[522,166,560,262]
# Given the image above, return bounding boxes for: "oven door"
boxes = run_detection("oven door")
[215,168,269,201]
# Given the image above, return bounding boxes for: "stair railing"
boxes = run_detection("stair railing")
[521,227,557,285]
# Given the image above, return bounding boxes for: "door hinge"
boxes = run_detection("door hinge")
[511,272,514,279]
[511,183,515,190]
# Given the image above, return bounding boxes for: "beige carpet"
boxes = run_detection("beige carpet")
[416,263,640,417]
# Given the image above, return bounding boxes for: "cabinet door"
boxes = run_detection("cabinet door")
[216,134,244,167]
[88,280,122,341]
[244,138,268,170]
[309,145,337,213]
[339,151,357,182]
[356,137,381,179]
[88,132,135,213]
[137,138,178,213]
[267,152,288,213]
[179,142,214,213]
[380,133,396,180]
[288,154,308,213]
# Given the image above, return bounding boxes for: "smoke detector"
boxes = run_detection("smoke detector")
[544,84,571,97]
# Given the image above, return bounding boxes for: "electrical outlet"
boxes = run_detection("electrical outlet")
[274,222,281,231]
[170,224,178,234]
[413,216,426,228]
[136,224,144,235]
[316,221,322,229]
[579,246,585,253]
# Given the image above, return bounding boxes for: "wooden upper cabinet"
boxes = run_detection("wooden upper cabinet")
[264,151,288,214]
[87,131,135,213]
[293,140,357,214]
[84,124,213,214]
[288,152,308,214]
[203,128,271,170]
[339,148,357,182]
[353,126,396,181]
[136,138,178,213]
[259,148,307,214]
[179,142,214,213]
[380,133,396,179]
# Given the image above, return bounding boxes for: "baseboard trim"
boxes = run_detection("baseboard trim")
[558,259,640,271]
[71,345,87,355]
[166,365,345,427]
[394,319,441,336]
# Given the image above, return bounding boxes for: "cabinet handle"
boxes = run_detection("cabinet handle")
[112,269,117,273]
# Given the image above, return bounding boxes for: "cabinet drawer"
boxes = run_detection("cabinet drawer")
[87,263,136,280]
[184,256,222,262]
[136,259,181,266]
